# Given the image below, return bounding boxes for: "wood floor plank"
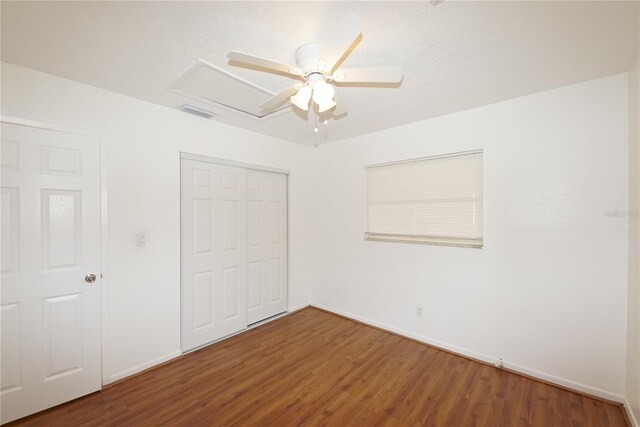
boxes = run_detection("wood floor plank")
[9,307,628,427]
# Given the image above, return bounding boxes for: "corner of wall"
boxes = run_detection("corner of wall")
[627,54,640,427]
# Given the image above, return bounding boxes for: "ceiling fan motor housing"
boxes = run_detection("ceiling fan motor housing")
[295,42,325,77]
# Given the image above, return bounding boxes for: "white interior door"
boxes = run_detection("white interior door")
[246,170,288,324]
[1,121,102,424]
[181,159,247,352]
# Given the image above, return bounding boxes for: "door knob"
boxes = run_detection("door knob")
[85,274,97,284]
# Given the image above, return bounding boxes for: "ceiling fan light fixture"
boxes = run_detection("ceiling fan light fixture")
[311,80,335,105]
[290,85,312,111]
[317,100,337,113]
[228,9,404,120]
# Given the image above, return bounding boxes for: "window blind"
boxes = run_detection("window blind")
[365,150,483,248]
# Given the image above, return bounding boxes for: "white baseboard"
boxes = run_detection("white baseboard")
[107,307,309,384]
[103,303,309,385]
[309,302,625,404]
[288,302,309,313]
[625,397,640,427]
[108,350,182,383]
[105,303,628,409]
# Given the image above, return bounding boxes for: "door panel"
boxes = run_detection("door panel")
[193,271,213,330]
[222,200,239,250]
[269,259,282,302]
[0,122,101,424]
[1,187,19,275]
[222,267,239,319]
[43,293,83,379]
[1,303,21,393]
[181,160,247,352]
[248,262,262,309]
[42,190,83,269]
[246,170,287,324]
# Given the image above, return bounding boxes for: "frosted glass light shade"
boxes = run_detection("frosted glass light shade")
[318,100,337,113]
[290,86,312,111]
[312,80,335,105]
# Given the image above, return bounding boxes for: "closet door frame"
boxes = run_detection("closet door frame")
[179,152,289,352]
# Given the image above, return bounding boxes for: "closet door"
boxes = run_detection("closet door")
[246,170,288,324]
[181,160,246,352]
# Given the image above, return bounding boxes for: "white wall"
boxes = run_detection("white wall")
[628,55,640,426]
[0,62,315,382]
[309,74,629,401]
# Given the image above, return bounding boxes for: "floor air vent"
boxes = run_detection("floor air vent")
[180,104,217,119]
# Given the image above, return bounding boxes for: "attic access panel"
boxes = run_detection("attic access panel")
[170,59,290,120]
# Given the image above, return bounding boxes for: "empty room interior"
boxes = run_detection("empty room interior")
[1,1,640,425]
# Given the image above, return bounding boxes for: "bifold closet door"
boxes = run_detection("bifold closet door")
[246,170,288,324]
[181,160,247,352]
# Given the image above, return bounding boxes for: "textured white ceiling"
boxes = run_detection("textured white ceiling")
[1,1,638,146]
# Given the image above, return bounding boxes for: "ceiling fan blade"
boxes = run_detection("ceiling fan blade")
[319,8,363,73]
[332,67,404,84]
[227,51,303,76]
[260,84,302,113]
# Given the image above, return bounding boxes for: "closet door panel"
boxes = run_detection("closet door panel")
[247,170,287,324]
[181,160,246,352]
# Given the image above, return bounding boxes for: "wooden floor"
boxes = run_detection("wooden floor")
[11,307,628,426]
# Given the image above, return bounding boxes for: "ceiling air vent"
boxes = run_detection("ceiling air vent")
[180,104,217,119]
[170,59,290,121]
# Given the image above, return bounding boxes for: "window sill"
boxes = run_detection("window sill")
[364,233,483,249]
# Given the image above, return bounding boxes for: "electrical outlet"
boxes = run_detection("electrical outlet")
[415,305,424,318]
[136,232,148,246]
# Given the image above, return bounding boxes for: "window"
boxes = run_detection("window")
[365,150,483,248]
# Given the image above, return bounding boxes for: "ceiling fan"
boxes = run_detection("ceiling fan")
[227,8,404,117]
